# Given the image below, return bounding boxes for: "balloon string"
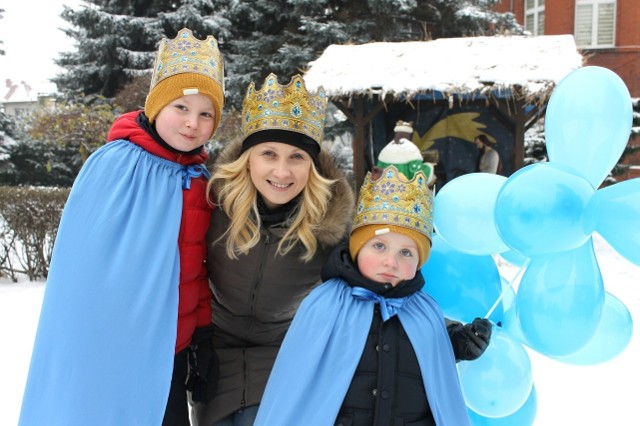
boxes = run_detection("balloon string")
[484,258,531,319]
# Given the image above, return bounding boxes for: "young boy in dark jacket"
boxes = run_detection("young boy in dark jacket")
[255,166,491,426]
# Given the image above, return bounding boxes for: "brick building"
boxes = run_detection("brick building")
[494,0,640,179]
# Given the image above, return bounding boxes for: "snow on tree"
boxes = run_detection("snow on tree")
[53,0,521,108]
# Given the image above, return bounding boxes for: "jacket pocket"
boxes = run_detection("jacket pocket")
[334,414,353,426]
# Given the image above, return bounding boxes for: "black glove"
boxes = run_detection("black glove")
[447,317,492,361]
[185,324,218,403]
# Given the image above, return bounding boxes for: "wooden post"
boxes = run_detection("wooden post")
[332,95,387,190]
[513,97,526,172]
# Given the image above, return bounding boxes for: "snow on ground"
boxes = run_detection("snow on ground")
[523,234,640,426]
[0,280,44,425]
[1,233,638,425]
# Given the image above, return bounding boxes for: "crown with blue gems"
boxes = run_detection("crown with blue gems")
[242,73,328,144]
[352,165,434,241]
[149,28,224,91]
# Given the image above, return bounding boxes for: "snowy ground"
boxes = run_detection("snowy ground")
[1,233,639,425]
[497,234,640,426]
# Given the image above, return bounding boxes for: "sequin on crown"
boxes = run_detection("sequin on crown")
[353,166,434,240]
[149,28,224,92]
[242,73,327,144]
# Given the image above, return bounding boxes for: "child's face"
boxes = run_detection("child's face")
[248,142,312,210]
[155,94,216,152]
[356,231,419,287]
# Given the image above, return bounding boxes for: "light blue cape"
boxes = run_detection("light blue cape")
[255,278,470,426]
[19,140,206,425]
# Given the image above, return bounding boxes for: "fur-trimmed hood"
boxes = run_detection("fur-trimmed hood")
[211,138,355,248]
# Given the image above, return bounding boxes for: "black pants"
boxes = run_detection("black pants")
[162,348,190,426]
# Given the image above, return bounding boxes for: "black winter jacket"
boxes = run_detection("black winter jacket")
[321,243,436,426]
[320,242,486,425]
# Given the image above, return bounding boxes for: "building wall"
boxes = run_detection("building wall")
[495,0,640,97]
[495,0,640,181]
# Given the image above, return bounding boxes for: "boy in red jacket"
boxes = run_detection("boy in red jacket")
[19,28,223,426]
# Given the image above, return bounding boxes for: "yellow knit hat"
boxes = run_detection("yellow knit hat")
[144,28,225,138]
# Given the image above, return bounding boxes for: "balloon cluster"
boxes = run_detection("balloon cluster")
[422,66,637,424]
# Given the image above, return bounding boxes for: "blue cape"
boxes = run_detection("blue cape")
[255,278,470,426]
[19,140,205,425]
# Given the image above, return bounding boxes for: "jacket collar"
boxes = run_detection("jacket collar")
[106,111,208,166]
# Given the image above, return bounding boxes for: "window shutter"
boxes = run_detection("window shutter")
[575,4,593,46]
[597,3,615,45]
[525,13,535,34]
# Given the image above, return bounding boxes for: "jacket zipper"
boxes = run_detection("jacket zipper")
[240,347,246,408]
[248,232,270,320]
[241,232,270,407]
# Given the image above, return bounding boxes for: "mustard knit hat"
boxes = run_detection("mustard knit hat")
[144,28,225,138]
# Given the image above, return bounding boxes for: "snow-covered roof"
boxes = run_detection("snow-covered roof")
[303,35,584,102]
[2,79,57,103]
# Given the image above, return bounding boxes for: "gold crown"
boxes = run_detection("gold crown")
[242,73,327,144]
[353,166,434,241]
[149,28,224,92]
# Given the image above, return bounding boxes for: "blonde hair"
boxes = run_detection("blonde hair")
[207,149,336,262]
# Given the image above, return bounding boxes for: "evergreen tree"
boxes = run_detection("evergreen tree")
[54,0,161,98]
[0,7,5,56]
[0,136,81,187]
[54,0,519,107]
[0,112,18,179]
[221,0,522,108]
[54,0,230,98]
[524,121,547,166]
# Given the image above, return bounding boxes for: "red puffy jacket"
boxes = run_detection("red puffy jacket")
[107,111,213,353]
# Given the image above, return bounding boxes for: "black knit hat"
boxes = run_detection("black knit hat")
[241,129,320,166]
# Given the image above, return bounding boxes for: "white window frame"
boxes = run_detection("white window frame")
[524,0,545,36]
[575,0,616,48]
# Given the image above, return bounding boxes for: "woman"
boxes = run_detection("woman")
[192,73,354,425]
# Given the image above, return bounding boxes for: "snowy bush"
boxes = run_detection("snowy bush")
[0,186,69,282]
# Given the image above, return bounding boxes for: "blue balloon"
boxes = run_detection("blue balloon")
[545,66,633,188]
[458,327,533,418]
[500,276,517,313]
[498,277,532,345]
[501,307,530,347]
[499,249,529,267]
[517,239,605,357]
[434,172,509,255]
[494,162,595,257]
[422,234,502,323]
[468,385,537,426]
[588,178,640,265]
[553,292,633,365]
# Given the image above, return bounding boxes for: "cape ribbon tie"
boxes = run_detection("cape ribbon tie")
[351,286,407,322]
[182,164,211,189]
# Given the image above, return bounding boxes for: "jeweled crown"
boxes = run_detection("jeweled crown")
[149,28,224,92]
[353,166,434,241]
[242,73,327,144]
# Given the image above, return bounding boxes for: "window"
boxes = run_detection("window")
[525,0,545,36]
[575,0,616,48]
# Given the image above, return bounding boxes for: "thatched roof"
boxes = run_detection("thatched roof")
[303,35,584,103]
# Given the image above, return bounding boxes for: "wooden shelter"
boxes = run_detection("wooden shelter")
[303,35,584,188]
